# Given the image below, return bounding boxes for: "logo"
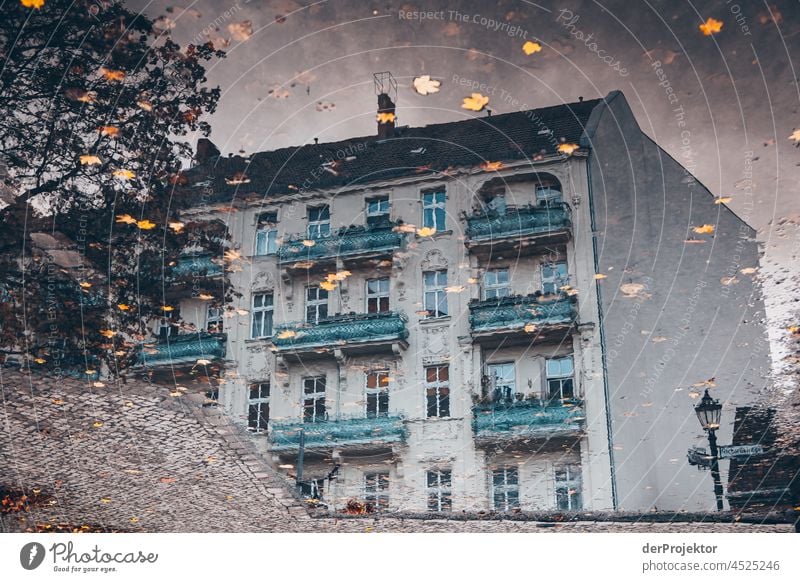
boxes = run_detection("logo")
[20,542,46,570]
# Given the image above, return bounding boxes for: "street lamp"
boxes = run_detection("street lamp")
[694,389,724,511]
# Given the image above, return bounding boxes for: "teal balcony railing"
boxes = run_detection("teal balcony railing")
[170,253,223,278]
[269,415,406,452]
[278,221,406,265]
[272,311,408,351]
[469,293,576,333]
[472,400,585,441]
[466,203,570,242]
[134,332,226,368]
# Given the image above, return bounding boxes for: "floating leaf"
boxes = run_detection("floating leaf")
[320,281,337,291]
[98,126,119,137]
[136,219,156,230]
[376,112,396,123]
[699,17,723,36]
[228,20,253,41]
[113,169,135,180]
[714,196,732,204]
[594,273,607,280]
[445,285,465,293]
[168,221,185,233]
[302,240,316,247]
[99,329,116,338]
[100,67,126,82]
[79,154,101,165]
[693,224,715,234]
[481,161,503,171]
[524,322,537,333]
[462,92,489,112]
[92,421,104,428]
[416,227,436,237]
[522,41,542,55]
[557,143,579,155]
[412,75,441,95]
[137,100,153,111]
[277,330,296,339]
[20,0,45,9]
[117,304,130,311]
[115,214,136,224]
[79,282,92,288]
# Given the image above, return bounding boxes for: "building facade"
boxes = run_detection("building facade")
[150,90,770,513]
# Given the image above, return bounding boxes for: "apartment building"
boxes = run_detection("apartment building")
[140,88,770,513]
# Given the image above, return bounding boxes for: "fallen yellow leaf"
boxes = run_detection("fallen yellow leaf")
[99,329,116,338]
[462,93,489,112]
[376,112,396,123]
[98,126,119,137]
[115,214,136,224]
[699,17,723,36]
[79,154,101,165]
[100,67,126,82]
[117,303,130,310]
[416,226,436,237]
[136,219,156,230]
[557,143,579,155]
[481,161,503,171]
[693,224,715,234]
[714,196,732,204]
[113,169,135,180]
[412,75,441,95]
[20,0,45,9]
[522,41,542,55]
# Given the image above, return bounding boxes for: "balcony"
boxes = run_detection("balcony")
[278,220,407,269]
[472,400,585,446]
[469,293,577,345]
[133,332,226,370]
[269,415,407,454]
[464,203,571,257]
[272,311,408,360]
[165,252,224,299]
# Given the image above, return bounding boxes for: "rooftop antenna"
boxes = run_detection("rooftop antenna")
[373,71,398,102]
[374,71,398,139]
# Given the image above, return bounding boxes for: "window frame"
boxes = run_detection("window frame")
[546,355,575,401]
[307,204,331,238]
[425,364,450,418]
[555,464,582,510]
[366,196,390,223]
[251,292,274,339]
[247,382,270,433]
[541,261,569,295]
[426,468,452,512]
[365,370,390,419]
[422,270,448,319]
[206,305,223,333]
[536,184,563,206]
[364,472,390,511]
[483,268,510,300]
[421,189,446,231]
[255,212,279,256]
[487,362,516,404]
[492,467,520,511]
[305,285,329,323]
[366,277,390,313]
[303,376,327,423]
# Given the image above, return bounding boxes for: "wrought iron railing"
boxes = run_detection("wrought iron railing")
[134,332,226,368]
[469,293,576,332]
[272,311,408,351]
[278,221,406,264]
[466,203,571,242]
[472,400,585,440]
[170,253,223,278]
[269,415,406,452]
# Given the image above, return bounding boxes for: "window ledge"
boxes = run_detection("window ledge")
[419,316,451,325]
[244,337,274,344]
[415,229,453,240]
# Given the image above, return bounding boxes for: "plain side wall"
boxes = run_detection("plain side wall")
[585,92,771,511]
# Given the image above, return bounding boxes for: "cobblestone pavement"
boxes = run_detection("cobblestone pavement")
[0,370,792,534]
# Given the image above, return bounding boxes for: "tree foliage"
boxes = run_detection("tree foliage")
[0,0,229,376]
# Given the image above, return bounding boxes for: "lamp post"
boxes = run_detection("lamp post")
[694,389,724,511]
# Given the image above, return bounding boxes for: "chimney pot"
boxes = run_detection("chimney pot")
[377,92,396,139]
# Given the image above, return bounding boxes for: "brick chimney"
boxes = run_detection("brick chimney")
[374,71,398,139]
[195,138,220,165]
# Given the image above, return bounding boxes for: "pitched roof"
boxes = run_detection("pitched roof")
[183,97,603,204]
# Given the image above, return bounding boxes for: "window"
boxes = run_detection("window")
[251,293,274,338]
[422,190,446,231]
[427,469,452,512]
[307,205,331,238]
[536,184,563,206]
[486,192,507,215]
[365,370,390,418]
[157,309,179,339]
[303,376,326,423]
[555,464,582,510]
[423,270,448,318]
[488,362,515,403]
[206,306,223,333]
[366,278,390,313]
[425,365,450,418]
[306,286,329,323]
[366,196,390,225]
[541,261,568,294]
[484,268,510,299]
[492,467,520,511]
[247,382,270,432]
[300,478,324,501]
[255,212,278,255]
[364,472,390,511]
[547,356,575,401]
